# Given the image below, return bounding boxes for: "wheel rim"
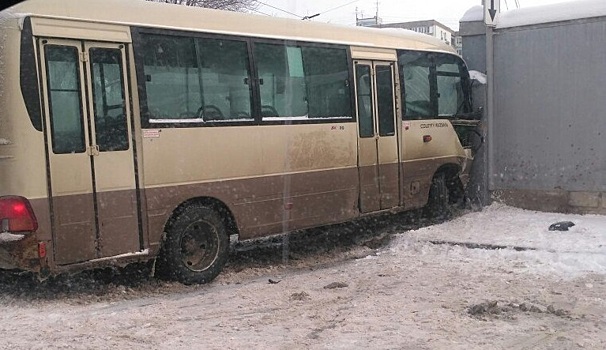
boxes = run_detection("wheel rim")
[179,219,220,272]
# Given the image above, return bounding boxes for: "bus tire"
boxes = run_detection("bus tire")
[424,173,452,220]
[161,205,229,285]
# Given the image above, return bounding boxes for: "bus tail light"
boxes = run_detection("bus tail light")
[0,196,39,233]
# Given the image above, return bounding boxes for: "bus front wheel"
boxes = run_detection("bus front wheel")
[424,173,453,221]
[161,205,229,284]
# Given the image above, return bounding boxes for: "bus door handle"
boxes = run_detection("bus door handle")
[87,145,100,156]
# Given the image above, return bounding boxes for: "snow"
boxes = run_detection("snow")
[405,203,606,278]
[460,5,484,23]
[149,118,204,124]
[498,0,606,29]
[88,249,150,263]
[469,70,487,84]
[0,204,605,348]
[0,232,24,242]
[262,116,351,121]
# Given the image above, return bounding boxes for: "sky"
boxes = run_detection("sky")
[255,0,577,31]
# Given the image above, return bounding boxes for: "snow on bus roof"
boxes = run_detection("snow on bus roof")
[497,0,606,29]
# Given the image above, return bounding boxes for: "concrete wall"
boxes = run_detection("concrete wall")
[493,18,606,193]
[460,21,487,73]
[460,17,606,214]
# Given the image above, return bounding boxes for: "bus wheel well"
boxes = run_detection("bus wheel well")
[165,197,239,239]
[424,165,465,220]
[433,164,464,204]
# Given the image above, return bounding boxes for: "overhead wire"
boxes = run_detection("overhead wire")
[255,1,302,19]
[249,8,272,16]
[302,0,358,20]
[256,0,359,21]
[319,0,359,15]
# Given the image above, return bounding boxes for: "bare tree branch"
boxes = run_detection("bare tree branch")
[146,0,258,12]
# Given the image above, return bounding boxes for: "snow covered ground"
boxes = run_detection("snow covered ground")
[0,204,604,349]
[407,203,606,278]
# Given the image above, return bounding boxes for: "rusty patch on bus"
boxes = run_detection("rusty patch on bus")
[0,233,41,271]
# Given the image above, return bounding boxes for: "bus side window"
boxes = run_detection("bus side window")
[399,52,433,120]
[301,46,352,119]
[253,43,353,121]
[376,65,395,137]
[142,33,254,123]
[45,45,86,154]
[436,58,468,117]
[142,35,201,121]
[90,48,129,151]
[197,38,253,121]
[356,65,374,138]
[254,43,308,119]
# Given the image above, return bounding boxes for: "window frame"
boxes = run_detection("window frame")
[44,44,87,155]
[134,27,257,128]
[89,47,130,152]
[132,26,356,129]
[398,50,472,121]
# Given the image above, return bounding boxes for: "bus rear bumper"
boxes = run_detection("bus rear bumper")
[0,233,41,271]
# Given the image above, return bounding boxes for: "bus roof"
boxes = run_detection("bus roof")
[8,0,455,54]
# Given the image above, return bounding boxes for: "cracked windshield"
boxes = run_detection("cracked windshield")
[0,0,604,348]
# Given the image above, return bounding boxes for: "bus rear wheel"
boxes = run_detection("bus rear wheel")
[161,205,229,284]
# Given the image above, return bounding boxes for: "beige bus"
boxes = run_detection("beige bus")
[0,0,480,284]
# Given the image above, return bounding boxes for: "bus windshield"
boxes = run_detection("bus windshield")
[398,51,472,119]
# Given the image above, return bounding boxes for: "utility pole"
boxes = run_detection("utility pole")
[484,0,499,190]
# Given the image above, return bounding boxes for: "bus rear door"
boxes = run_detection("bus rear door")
[39,39,142,265]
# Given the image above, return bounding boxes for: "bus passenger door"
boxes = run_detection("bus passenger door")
[355,61,400,213]
[40,39,141,265]
[83,42,140,259]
